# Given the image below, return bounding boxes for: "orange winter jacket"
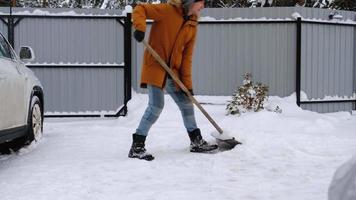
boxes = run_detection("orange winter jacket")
[133,3,198,90]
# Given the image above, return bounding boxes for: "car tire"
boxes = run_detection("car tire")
[27,95,43,142]
[8,95,43,151]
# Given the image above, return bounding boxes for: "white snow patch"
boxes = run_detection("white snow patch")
[199,16,217,21]
[300,92,356,102]
[211,130,236,140]
[122,5,133,16]
[100,0,110,9]
[300,91,309,101]
[1,92,356,200]
[292,12,302,19]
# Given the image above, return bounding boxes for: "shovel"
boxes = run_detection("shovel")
[142,40,242,150]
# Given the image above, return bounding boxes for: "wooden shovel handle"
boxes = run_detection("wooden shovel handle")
[143,40,223,134]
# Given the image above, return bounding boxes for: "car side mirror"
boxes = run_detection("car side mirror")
[19,46,35,62]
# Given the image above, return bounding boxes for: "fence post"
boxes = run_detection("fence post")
[7,5,14,47]
[296,17,302,107]
[123,13,132,115]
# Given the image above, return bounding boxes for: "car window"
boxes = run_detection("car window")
[0,35,13,60]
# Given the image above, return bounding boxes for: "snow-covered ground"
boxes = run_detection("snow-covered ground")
[1,93,356,200]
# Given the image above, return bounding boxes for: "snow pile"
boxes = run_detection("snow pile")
[329,155,356,200]
[0,92,355,200]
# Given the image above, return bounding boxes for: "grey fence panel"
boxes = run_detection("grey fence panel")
[301,23,354,99]
[0,8,129,115]
[14,17,123,64]
[131,35,138,92]
[134,23,296,96]
[354,27,356,100]
[0,22,7,38]
[193,23,296,96]
[301,103,353,113]
[31,67,124,113]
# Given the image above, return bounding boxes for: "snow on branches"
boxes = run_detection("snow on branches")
[226,73,281,115]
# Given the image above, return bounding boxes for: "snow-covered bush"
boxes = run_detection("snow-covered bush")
[226,73,269,115]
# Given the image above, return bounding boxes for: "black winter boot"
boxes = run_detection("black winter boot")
[128,134,154,161]
[188,129,218,153]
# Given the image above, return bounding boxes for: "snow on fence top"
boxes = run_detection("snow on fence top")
[25,62,125,67]
[0,7,354,25]
[199,16,294,22]
[0,6,133,17]
[300,91,356,102]
[0,8,126,17]
[199,12,356,26]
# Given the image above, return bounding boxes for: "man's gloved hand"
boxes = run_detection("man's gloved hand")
[134,30,145,42]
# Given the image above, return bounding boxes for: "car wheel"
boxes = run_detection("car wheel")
[28,96,43,142]
[8,95,43,151]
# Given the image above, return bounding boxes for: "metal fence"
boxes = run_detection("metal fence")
[299,20,356,112]
[0,8,132,117]
[0,7,355,114]
[133,7,356,113]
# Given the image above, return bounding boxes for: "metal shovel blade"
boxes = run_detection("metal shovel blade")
[211,131,242,151]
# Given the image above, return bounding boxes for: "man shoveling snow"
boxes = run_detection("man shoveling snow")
[129,0,219,161]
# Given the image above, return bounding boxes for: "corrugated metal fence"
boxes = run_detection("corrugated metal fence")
[0,7,355,114]
[300,21,355,112]
[133,7,356,113]
[0,8,132,117]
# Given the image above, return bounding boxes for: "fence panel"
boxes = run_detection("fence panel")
[301,23,354,99]
[354,27,356,108]
[14,17,123,64]
[0,9,131,116]
[30,66,124,114]
[134,22,296,96]
[193,22,296,96]
[301,103,353,113]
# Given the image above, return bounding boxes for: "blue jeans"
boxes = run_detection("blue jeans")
[136,78,198,136]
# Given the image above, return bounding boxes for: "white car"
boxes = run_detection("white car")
[0,32,43,152]
[329,155,356,200]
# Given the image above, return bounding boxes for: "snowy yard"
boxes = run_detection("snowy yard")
[1,93,356,200]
